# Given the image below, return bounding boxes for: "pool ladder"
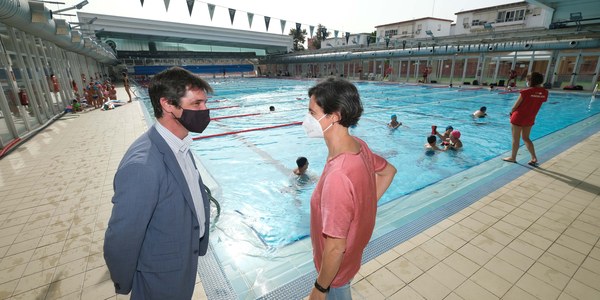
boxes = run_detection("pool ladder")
[204,184,221,226]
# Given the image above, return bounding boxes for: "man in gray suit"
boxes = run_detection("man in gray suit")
[104,67,213,299]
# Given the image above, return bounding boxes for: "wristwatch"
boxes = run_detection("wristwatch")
[314,280,330,293]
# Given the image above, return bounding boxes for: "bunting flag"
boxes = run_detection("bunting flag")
[367,36,371,46]
[186,0,195,16]
[385,37,390,48]
[296,23,301,33]
[280,20,286,34]
[140,0,144,6]
[345,32,350,44]
[264,16,271,31]
[321,27,327,40]
[309,25,314,37]
[334,30,338,38]
[357,35,360,44]
[228,8,236,25]
[247,12,254,28]
[163,0,170,11]
[207,4,215,21]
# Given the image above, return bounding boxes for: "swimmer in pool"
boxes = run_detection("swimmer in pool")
[388,114,401,129]
[444,130,463,150]
[434,125,453,146]
[473,106,487,118]
[425,135,442,152]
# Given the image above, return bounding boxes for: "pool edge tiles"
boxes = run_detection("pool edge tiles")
[232,112,600,299]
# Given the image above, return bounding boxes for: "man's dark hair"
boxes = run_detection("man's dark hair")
[308,78,363,127]
[148,67,213,118]
[427,135,436,144]
[296,156,308,168]
[480,106,487,112]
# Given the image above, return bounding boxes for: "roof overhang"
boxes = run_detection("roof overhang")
[77,12,292,54]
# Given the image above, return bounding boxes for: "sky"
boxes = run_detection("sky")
[53,0,518,35]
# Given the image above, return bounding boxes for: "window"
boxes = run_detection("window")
[472,19,479,26]
[497,9,525,23]
[437,24,441,31]
[384,29,398,36]
[402,30,408,35]
[417,24,422,30]
[463,17,469,25]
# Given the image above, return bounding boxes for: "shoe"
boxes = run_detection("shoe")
[527,160,538,167]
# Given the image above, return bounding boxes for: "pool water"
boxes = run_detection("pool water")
[138,78,599,299]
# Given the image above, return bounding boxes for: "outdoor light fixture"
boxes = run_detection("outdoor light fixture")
[52,0,89,14]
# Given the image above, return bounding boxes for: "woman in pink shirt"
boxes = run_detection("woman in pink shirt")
[502,72,548,166]
[302,78,397,299]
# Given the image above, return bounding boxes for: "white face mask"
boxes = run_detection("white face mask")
[302,113,332,138]
[526,81,530,87]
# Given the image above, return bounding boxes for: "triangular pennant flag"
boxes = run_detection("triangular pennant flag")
[264,16,271,31]
[296,23,301,33]
[186,0,195,16]
[357,35,360,44]
[309,25,314,38]
[334,30,339,38]
[345,32,350,44]
[207,4,215,21]
[140,0,144,6]
[163,0,170,11]
[228,8,236,25]
[321,27,327,40]
[385,37,390,48]
[280,20,286,34]
[247,12,254,28]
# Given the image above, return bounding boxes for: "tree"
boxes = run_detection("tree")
[311,24,330,50]
[289,28,307,51]
[368,31,377,46]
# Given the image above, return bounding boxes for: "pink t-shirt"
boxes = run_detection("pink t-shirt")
[310,137,388,287]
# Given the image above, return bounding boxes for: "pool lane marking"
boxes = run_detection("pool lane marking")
[192,121,302,140]
[210,113,261,120]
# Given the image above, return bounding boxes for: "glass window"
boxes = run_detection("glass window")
[497,11,506,23]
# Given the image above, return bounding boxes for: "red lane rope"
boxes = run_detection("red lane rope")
[0,137,21,158]
[211,113,261,121]
[193,121,302,140]
[211,105,239,110]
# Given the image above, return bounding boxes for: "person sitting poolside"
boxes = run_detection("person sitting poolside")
[434,125,453,146]
[388,114,401,129]
[473,106,487,118]
[72,99,82,112]
[425,135,442,151]
[444,130,463,150]
[293,156,309,175]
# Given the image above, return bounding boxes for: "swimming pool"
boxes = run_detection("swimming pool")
[137,78,600,299]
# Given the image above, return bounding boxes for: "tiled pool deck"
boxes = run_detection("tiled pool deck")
[0,87,599,299]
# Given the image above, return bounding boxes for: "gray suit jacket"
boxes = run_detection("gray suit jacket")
[104,125,210,300]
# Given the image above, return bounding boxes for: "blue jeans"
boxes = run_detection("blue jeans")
[327,282,351,300]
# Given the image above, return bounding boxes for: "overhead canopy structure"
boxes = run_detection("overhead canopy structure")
[77,12,292,56]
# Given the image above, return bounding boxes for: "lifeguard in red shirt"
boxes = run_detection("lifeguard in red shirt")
[503,72,548,166]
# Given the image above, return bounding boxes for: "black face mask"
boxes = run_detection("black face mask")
[175,109,211,133]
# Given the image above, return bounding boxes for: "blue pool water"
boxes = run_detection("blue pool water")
[137,78,599,299]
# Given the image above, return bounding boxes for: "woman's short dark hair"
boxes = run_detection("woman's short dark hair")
[148,67,213,118]
[307,77,363,127]
[528,72,544,86]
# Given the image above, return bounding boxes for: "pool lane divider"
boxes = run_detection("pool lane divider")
[210,105,239,110]
[193,121,302,140]
[458,87,484,91]
[499,89,521,94]
[210,113,261,121]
